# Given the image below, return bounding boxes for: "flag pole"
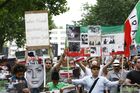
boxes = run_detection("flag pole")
[121,55,124,79]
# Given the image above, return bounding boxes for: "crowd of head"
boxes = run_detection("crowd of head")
[1,52,140,93]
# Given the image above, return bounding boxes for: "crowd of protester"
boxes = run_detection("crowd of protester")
[0,51,140,93]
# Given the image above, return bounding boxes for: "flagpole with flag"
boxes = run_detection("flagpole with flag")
[124,0,140,57]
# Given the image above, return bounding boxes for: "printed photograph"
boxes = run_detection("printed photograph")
[88,26,101,35]
[69,42,80,52]
[81,34,88,45]
[89,36,101,46]
[66,26,80,41]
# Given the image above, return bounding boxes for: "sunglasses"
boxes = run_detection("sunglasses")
[46,63,51,64]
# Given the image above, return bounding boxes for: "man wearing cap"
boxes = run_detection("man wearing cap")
[107,59,128,93]
[125,56,140,85]
[67,64,123,93]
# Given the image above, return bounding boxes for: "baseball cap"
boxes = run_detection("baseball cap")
[113,59,120,66]
[92,61,98,65]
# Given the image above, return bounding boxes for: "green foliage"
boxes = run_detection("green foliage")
[0,0,68,52]
[79,0,139,26]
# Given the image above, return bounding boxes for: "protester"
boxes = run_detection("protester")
[10,63,30,93]
[125,56,140,85]
[45,58,54,83]
[54,53,73,81]
[67,64,124,93]
[74,57,92,78]
[107,58,128,93]
[46,71,75,93]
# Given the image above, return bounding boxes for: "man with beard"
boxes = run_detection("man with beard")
[107,59,127,93]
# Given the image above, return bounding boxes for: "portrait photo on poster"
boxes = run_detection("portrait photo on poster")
[102,46,108,53]
[89,36,101,46]
[89,36,95,46]
[102,35,115,45]
[88,26,101,35]
[81,34,88,45]
[90,47,97,54]
[68,42,80,52]
[66,25,80,41]
[109,36,115,44]
[26,63,44,88]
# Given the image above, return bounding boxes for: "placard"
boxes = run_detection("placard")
[25,11,49,47]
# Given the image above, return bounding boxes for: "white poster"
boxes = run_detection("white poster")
[25,11,49,47]
[102,33,124,55]
[88,26,101,57]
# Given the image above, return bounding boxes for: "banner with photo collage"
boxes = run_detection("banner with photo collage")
[66,25,91,57]
[66,25,124,57]
[101,25,124,56]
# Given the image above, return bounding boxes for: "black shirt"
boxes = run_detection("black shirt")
[126,70,140,84]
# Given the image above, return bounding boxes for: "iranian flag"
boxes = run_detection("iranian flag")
[124,1,140,57]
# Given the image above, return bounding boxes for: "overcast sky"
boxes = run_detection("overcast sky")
[53,0,97,28]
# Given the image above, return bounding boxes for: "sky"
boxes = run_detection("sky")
[53,0,97,28]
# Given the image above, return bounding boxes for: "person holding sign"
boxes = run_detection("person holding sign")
[9,64,30,93]
[54,53,73,81]
[46,71,75,93]
[26,56,44,93]
[107,58,128,93]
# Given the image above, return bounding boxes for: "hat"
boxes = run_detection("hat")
[92,61,98,65]
[113,59,120,66]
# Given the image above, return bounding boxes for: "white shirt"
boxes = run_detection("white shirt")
[72,75,119,93]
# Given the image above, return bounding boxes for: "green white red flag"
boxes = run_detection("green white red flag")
[124,1,140,57]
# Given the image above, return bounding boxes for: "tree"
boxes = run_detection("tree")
[0,0,69,53]
[78,0,139,26]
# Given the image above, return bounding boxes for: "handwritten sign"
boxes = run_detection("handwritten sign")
[25,11,49,47]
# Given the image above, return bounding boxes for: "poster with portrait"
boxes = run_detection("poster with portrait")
[102,35,115,45]
[68,41,80,52]
[81,33,88,46]
[66,25,80,41]
[26,60,44,88]
[88,25,101,35]
[90,46,101,57]
[88,26,101,56]
[89,36,101,46]
[102,33,124,56]
[80,26,89,47]
[102,45,115,55]
[51,43,58,57]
